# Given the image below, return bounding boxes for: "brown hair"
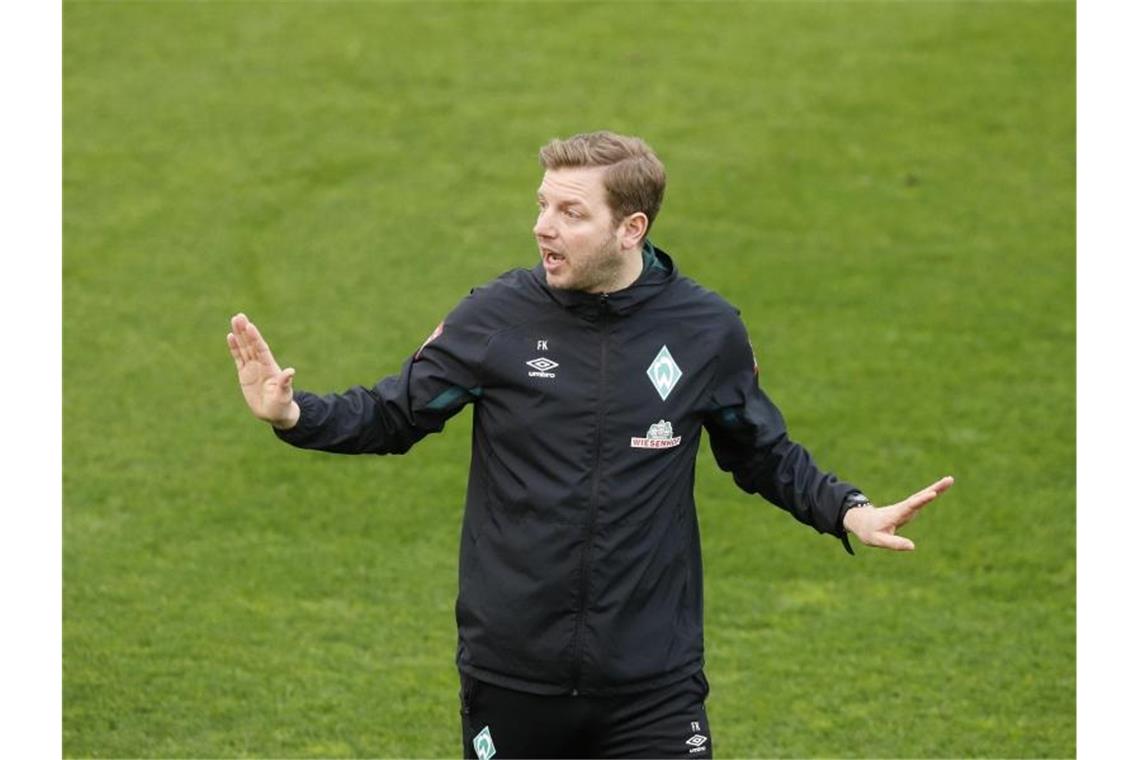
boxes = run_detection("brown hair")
[538,131,666,232]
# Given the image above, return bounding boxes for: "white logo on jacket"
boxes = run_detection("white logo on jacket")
[526,356,558,378]
[630,419,682,449]
[647,345,683,400]
[473,726,496,759]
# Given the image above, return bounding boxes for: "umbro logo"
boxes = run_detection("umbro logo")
[685,720,707,753]
[526,356,558,378]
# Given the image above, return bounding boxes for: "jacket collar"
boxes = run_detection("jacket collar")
[533,239,677,319]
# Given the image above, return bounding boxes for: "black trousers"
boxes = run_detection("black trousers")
[459,670,713,759]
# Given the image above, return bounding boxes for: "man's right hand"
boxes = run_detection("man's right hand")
[227,313,300,430]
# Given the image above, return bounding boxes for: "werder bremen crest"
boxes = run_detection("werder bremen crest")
[646,345,683,400]
[473,726,496,759]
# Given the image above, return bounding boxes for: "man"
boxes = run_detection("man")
[227,131,953,759]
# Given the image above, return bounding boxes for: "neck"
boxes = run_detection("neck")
[586,245,644,294]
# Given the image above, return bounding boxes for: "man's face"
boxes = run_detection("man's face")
[533,166,627,293]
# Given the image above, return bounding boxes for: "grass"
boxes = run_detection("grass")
[64,1,1074,757]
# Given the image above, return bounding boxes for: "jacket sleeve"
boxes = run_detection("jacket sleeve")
[702,312,862,553]
[273,290,490,455]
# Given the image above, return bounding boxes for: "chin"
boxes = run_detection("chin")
[545,272,576,291]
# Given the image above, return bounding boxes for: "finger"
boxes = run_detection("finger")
[226,333,244,368]
[279,367,295,396]
[880,498,931,534]
[231,313,257,363]
[896,476,955,518]
[243,320,280,370]
[908,476,954,504]
[870,532,915,551]
[910,488,939,507]
[925,475,955,494]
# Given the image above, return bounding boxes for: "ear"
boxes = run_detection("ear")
[619,212,649,251]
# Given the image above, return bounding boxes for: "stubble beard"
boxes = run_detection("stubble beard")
[551,231,625,294]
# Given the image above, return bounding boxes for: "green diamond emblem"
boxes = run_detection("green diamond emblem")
[473,726,496,760]
[647,345,683,400]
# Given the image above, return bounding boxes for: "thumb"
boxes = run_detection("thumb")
[279,367,296,393]
[873,532,916,552]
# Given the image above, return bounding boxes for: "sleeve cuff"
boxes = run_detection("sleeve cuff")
[272,391,316,444]
[837,490,869,556]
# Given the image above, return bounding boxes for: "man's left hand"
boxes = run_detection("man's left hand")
[843,476,955,551]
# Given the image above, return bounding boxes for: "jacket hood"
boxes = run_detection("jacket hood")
[531,239,678,319]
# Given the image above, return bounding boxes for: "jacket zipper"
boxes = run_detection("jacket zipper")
[570,294,609,695]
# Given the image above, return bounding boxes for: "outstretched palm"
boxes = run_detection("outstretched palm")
[226,313,299,428]
[843,476,955,551]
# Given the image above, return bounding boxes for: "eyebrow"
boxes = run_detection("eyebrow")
[537,193,587,208]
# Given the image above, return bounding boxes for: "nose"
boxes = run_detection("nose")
[533,208,555,240]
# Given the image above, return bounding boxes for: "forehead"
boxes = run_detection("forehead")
[537,166,609,206]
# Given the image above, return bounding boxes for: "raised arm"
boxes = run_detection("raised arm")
[226,288,493,456]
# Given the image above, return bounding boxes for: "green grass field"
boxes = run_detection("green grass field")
[64,1,1074,757]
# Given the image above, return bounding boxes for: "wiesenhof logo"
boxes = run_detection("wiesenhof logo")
[630,419,682,449]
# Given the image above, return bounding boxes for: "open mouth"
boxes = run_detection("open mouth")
[541,248,566,265]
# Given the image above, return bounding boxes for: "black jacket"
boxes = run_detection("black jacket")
[276,242,860,695]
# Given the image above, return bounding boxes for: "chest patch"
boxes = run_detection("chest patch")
[646,345,683,400]
[630,419,682,449]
